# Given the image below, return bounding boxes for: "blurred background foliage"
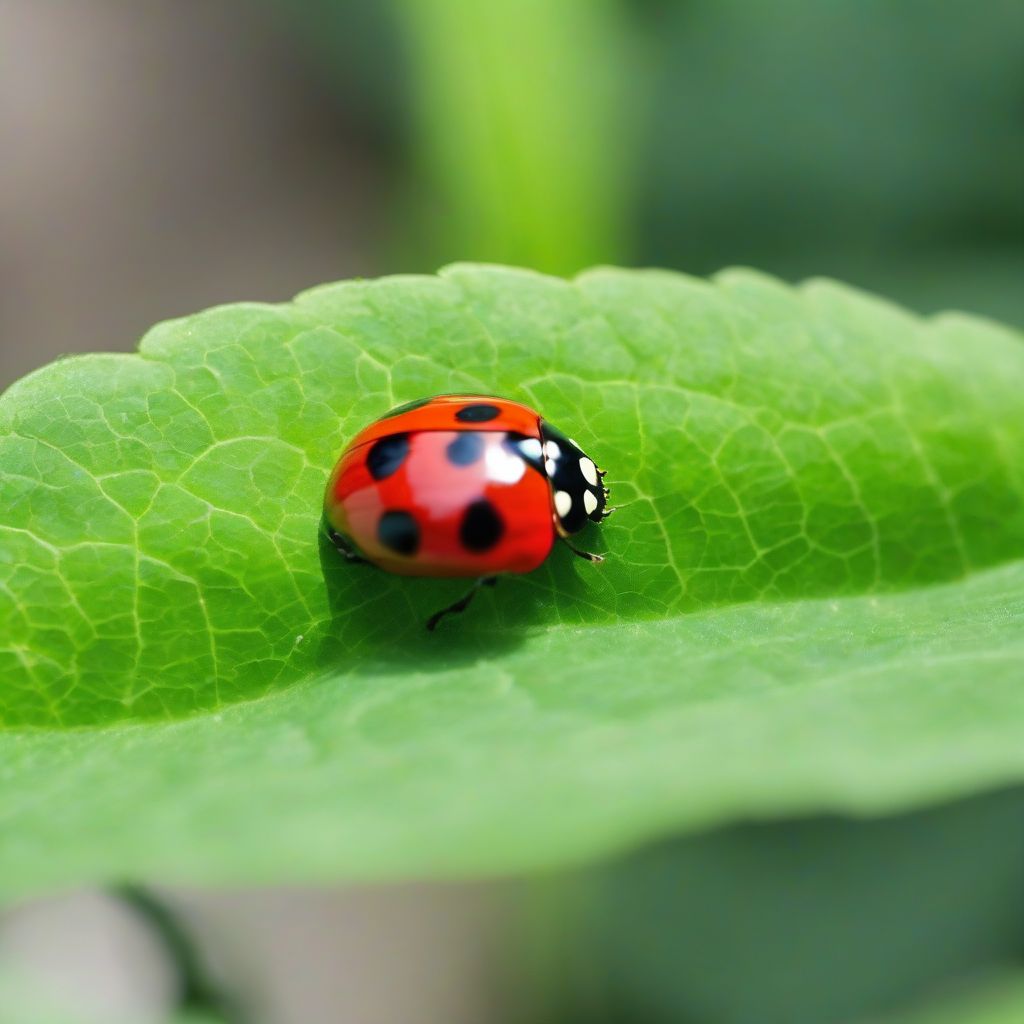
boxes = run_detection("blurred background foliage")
[1,1,1023,1022]
[527,789,1024,1024]
[271,0,1024,316]
[3,0,1022,386]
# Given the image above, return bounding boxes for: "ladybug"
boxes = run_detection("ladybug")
[323,394,615,629]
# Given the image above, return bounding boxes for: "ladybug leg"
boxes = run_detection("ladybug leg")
[326,525,368,565]
[559,537,605,563]
[600,479,617,518]
[426,576,498,632]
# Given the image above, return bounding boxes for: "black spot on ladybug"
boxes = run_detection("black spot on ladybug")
[459,499,504,552]
[455,403,500,423]
[446,432,485,467]
[378,397,433,420]
[367,433,410,480]
[377,510,419,556]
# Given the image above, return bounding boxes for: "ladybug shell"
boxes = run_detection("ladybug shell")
[324,396,556,578]
[343,394,543,452]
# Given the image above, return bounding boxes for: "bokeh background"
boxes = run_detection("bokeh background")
[1,2,1023,1022]
[3,0,1023,391]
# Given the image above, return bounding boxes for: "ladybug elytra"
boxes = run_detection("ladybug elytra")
[323,395,614,629]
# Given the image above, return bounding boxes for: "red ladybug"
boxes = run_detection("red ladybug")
[323,395,614,629]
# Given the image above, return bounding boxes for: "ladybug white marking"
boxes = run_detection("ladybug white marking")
[486,443,526,484]
[579,457,598,486]
[545,458,558,476]
[519,437,543,460]
[555,490,573,518]
[544,440,561,460]
[583,490,599,515]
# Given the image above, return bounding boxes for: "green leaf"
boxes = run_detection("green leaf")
[1,265,1023,894]
[875,974,1024,1024]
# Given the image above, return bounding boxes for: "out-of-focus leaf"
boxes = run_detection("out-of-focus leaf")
[545,789,1024,1024]
[392,0,633,273]
[873,973,1024,1024]
[639,0,1024,324]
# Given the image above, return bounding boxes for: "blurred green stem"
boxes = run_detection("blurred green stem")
[393,0,634,274]
[113,885,243,1024]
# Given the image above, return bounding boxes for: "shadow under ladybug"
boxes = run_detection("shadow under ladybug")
[321,394,616,631]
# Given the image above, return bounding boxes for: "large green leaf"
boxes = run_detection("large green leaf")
[1,265,1023,894]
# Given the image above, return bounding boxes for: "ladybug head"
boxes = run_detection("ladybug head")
[539,421,610,535]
